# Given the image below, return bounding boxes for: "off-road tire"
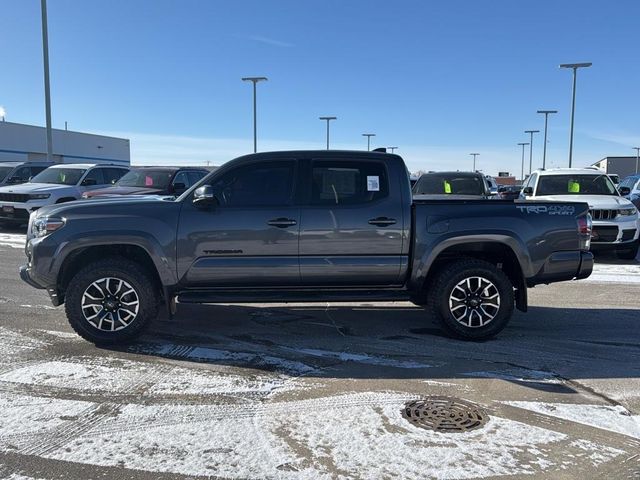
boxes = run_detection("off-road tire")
[428,258,514,340]
[65,257,159,344]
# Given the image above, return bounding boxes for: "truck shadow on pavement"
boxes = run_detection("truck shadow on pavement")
[101,302,639,395]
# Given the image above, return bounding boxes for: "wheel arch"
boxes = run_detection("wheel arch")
[418,238,527,312]
[57,244,164,304]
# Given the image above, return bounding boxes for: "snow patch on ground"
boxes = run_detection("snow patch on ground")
[132,342,316,375]
[465,367,563,384]
[0,357,306,399]
[43,392,574,479]
[0,327,48,357]
[0,233,25,249]
[505,401,640,439]
[567,439,625,467]
[583,262,640,283]
[0,392,92,442]
[285,347,436,369]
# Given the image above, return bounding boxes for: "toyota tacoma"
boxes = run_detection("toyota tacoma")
[20,150,593,343]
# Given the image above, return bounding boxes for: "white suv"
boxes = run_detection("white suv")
[521,167,639,259]
[0,163,128,227]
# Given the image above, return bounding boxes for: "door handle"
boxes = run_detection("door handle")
[267,217,297,228]
[368,217,397,227]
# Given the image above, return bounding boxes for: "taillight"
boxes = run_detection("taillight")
[577,214,592,250]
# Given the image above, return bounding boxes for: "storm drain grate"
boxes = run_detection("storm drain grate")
[402,396,488,433]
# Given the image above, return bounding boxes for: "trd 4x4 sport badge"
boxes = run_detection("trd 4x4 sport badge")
[517,205,575,215]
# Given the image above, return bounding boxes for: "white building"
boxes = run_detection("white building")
[0,121,130,166]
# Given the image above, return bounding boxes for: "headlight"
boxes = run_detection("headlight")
[33,216,65,238]
[29,193,51,200]
[618,207,638,216]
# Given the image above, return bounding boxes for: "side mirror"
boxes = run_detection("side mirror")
[193,185,218,208]
[82,178,97,186]
[522,186,533,196]
[172,182,186,194]
[619,186,631,196]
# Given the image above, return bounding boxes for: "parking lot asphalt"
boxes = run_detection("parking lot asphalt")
[0,226,639,479]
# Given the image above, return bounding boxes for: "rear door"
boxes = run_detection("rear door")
[177,159,301,287]
[298,158,406,285]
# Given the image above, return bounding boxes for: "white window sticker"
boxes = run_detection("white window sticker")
[367,175,380,192]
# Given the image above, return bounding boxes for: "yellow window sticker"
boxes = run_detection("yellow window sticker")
[444,180,452,194]
[568,180,580,193]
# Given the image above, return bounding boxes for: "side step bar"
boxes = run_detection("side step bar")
[177,288,411,304]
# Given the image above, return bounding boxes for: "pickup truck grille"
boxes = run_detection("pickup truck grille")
[0,193,29,203]
[589,209,618,220]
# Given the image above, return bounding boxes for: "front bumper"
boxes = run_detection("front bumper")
[0,201,48,222]
[590,217,639,246]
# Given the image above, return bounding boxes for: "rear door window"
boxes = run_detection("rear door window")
[310,160,388,205]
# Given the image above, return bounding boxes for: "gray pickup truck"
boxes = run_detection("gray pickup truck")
[20,150,593,344]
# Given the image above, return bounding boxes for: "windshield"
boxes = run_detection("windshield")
[116,169,173,189]
[30,168,86,185]
[414,174,486,195]
[536,174,618,196]
[0,166,14,183]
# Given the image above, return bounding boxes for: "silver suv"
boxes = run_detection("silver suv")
[521,167,639,259]
[0,163,128,226]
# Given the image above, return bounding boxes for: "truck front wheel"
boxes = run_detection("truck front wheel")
[64,258,159,344]
[428,259,514,340]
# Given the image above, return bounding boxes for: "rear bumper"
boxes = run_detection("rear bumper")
[576,251,594,280]
[527,250,593,286]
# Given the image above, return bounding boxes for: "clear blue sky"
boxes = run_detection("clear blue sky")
[1,0,639,174]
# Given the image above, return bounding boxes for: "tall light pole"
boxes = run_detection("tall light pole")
[388,146,398,154]
[470,153,480,171]
[241,76,268,153]
[362,133,375,151]
[560,62,592,167]
[518,142,529,182]
[524,130,540,175]
[41,0,53,162]
[634,147,640,174]
[319,116,336,150]
[537,110,557,170]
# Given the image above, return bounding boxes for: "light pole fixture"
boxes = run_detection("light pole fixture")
[560,62,592,167]
[524,130,540,175]
[537,110,557,170]
[388,146,398,153]
[319,116,337,150]
[362,133,376,151]
[634,147,640,175]
[518,142,529,182]
[470,153,480,171]
[241,76,268,153]
[41,0,53,162]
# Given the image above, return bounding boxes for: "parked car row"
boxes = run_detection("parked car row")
[411,167,639,260]
[0,163,208,227]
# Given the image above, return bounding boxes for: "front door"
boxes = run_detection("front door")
[298,158,406,285]
[177,160,300,287]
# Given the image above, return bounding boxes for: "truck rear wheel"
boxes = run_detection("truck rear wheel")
[64,258,159,344]
[428,259,514,340]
